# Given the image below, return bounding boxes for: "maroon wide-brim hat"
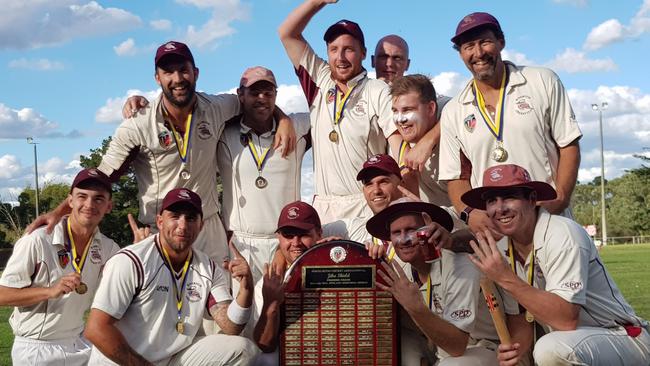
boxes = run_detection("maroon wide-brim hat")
[461,164,557,210]
[366,198,453,242]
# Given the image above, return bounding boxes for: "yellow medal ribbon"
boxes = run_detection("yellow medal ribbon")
[426,275,434,311]
[160,240,193,329]
[332,83,358,126]
[246,133,272,174]
[397,141,408,169]
[66,218,92,275]
[168,112,193,163]
[507,239,534,286]
[472,66,508,142]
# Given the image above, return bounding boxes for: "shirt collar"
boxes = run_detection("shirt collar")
[51,216,100,247]
[239,116,277,138]
[332,69,368,89]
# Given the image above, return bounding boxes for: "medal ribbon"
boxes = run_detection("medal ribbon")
[507,239,534,286]
[246,133,272,174]
[160,240,193,324]
[397,141,408,168]
[332,82,360,127]
[162,102,195,164]
[426,275,434,311]
[472,66,509,141]
[65,218,92,275]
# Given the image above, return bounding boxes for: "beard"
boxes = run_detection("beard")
[162,82,196,108]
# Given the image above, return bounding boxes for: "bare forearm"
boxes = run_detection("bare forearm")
[85,323,151,366]
[0,286,51,307]
[214,304,246,335]
[387,132,405,164]
[420,123,441,151]
[447,179,472,213]
[278,0,325,41]
[407,302,470,357]
[496,274,579,330]
[555,141,580,204]
[506,314,533,353]
[235,279,254,308]
[254,303,281,353]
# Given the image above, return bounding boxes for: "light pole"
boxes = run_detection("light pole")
[26,137,40,218]
[591,102,608,245]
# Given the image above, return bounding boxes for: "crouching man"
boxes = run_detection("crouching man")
[85,188,259,365]
[367,197,516,365]
[465,164,650,366]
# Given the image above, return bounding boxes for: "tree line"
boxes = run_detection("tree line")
[1,140,648,248]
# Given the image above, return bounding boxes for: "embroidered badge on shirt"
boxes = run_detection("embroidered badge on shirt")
[158,130,173,148]
[57,249,70,269]
[463,114,476,132]
[326,89,336,104]
[515,96,534,115]
[197,121,212,139]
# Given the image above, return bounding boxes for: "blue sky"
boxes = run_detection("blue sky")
[1,0,649,202]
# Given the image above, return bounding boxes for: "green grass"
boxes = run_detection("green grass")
[0,244,648,364]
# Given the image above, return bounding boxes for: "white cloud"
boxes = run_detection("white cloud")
[276,84,309,114]
[300,149,314,202]
[114,38,137,56]
[578,149,646,183]
[502,49,536,66]
[0,155,22,179]
[95,89,162,124]
[150,19,172,31]
[8,58,64,71]
[431,72,468,98]
[0,1,142,50]
[0,103,81,139]
[176,0,251,49]
[583,1,650,50]
[545,48,617,73]
[0,154,81,201]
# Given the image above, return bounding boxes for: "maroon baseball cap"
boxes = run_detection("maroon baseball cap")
[461,164,557,210]
[276,201,321,232]
[451,12,502,45]
[160,188,203,216]
[71,168,112,193]
[240,66,277,88]
[366,197,454,241]
[356,154,402,182]
[155,41,195,67]
[323,19,365,48]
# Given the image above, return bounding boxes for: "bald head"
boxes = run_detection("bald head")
[372,35,410,84]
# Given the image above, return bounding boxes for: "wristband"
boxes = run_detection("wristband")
[227,300,251,325]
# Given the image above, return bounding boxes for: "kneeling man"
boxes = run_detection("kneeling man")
[85,188,259,365]
[465,164,650,366]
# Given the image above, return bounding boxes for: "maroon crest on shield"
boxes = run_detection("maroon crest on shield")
[57,249,70,269]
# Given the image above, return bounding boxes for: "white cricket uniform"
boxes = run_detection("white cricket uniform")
[0,220,119,366]
[401,250,508,365]
[88,235,258,365]
[98,92,240,261]
[218,113,310,282]
[296,44,397,223]
[496,209,650,366]
[439,62,582,191]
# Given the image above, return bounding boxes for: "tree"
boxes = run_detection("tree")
[79,137,139,246]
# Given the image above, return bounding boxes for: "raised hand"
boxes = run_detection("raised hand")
[128,213,151,243]
[376,261,425,313]
[261,263,285,307]
[364,240,387,260]
[420,212,452,251]
[121,95,149,119]
[467,230,511,284]
[224,241,253,287]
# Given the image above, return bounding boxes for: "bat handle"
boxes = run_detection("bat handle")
[480,277,512,345]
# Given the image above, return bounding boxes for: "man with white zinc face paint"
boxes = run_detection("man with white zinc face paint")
[391,74,452,207]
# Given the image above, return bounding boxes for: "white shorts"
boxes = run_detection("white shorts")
[312,193,371,225]
[230,232,279,284]
[194,214,229,262]
[438,339,500,366]
[13,335,91,366]
[533,325,650,366]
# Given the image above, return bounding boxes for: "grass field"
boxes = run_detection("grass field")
[0,244,648,365]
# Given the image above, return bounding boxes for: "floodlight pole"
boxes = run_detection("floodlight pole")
[27,137,40,217]
[591,102,608,245]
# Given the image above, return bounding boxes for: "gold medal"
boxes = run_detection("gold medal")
[492,145,508,162]
[255,176,268,189]
[176,320,184,334]
[328,130,339,143]
[76,282,88,295]
[525,310,534,323]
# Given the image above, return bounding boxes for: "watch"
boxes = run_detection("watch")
[460,206,474,225]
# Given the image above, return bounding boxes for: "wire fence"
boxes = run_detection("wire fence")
[601,236,650,245]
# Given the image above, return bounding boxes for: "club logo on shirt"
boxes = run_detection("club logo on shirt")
[515,96,534,115]
[432,294,443,314]
[240,133,249,146]
[561,280,583,291]
[57,249,70,269]
[463,114,476,132]
[197,121,212,140]
[450,308,472,320]
[352,100,367,116]
[158,130,172,148]
[186,282,203,302]
[329,246,347,263]
[89,245,102,264]
[326,88,336,104]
